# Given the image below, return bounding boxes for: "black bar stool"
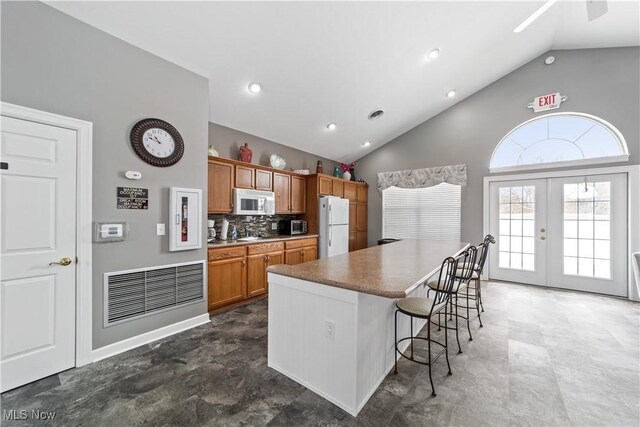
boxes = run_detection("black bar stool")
[427,246,478,352]
[393,251,471,397]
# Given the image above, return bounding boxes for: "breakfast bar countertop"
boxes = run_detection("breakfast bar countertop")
[267,239,469,299]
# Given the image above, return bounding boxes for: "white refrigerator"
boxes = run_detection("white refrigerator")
[318,196,350,259]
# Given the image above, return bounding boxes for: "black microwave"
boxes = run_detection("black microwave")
[278,219,307,235]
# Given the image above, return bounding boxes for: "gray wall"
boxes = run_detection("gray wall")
[210,122,340,173]
[356,47,640,246]
[1,2,210,349]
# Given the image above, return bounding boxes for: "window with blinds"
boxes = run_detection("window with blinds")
[382,183,461,241]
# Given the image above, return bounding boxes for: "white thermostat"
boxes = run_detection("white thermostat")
[94,222,129,242]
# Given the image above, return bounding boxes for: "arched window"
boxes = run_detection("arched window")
[490,113,629,172]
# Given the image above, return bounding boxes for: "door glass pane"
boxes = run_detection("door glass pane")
[498,185,535,271]
[563,181,611,279]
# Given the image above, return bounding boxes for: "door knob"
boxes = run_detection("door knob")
[49,257,73,266]
[538,236,546,241]
[540,228,546,233]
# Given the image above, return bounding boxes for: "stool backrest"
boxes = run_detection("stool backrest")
[431,256,459,309]
[456,246,478,288]
[475,234,495,274]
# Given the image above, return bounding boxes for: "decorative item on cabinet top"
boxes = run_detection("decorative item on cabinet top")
[239,143,253,163]
[270,153,286,170]
[208,146,219,157]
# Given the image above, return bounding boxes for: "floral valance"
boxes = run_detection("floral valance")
[377,164,467,193]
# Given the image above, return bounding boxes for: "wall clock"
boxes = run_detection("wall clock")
[130,118,184,167]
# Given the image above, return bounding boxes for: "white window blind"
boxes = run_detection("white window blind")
[382,183,461,241]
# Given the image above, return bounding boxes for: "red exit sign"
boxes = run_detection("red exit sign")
[528,92,566,113]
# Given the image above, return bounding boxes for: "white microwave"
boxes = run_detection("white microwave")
[233,189,275,215]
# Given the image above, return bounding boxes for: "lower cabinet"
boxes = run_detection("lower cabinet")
[208,256,246,310]
[284,238,318,265]
[208,237,316,311]
[247,250,285,297]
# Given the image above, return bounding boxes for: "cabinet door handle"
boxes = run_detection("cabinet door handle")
[241,260,245,267]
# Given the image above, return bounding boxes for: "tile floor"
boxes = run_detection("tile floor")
[2,281,639,426]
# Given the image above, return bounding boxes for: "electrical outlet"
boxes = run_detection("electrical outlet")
[271,223,278,230]
[325,320,335,341]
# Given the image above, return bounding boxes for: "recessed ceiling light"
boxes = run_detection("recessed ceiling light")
[428,48,441,59]
[326,123,337,130]
[247,82,262,94]
[362,141,371,147]
[513,0,558,33]
[446,89,456,98]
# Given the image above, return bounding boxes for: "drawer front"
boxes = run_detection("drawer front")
[285,238,318,250]
[208,246,246,261]
[247,241,285,255]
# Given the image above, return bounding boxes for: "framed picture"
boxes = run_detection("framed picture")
[169,187,202,252]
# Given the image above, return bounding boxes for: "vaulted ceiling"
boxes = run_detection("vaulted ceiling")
[47,1,639,162]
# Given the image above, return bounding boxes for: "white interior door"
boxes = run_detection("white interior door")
[547,174,628,297]
[489,174,628,297]
[489,180,547,286]
[1,116,77,392]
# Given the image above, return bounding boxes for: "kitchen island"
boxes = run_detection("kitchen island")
[267,239,468,416]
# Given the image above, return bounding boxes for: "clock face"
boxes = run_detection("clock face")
[142,128,175,158]
[130,118,184,167]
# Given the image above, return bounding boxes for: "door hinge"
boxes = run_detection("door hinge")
[0,162,8,170]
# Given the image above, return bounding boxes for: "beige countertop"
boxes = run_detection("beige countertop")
[208,234,318,248]
[267,239,469,298]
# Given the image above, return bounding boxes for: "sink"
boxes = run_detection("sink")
[237,236,263,242]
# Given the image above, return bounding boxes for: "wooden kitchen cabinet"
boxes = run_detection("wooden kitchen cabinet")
[208,257,245,310]
[302,245,317,263]
[284,238,318,265]
[208,160,234,213]
[319,176,333,195]
[356,203,368,230]
[332,180,344,197]
[349,231,357,252]
[356,230,368,250]
[274,172,291,213]
[255,169,273,191]
[291,176,306,213]
[356,185,368,203]
[247,242,285,297]
[235,165,255,189]
[208,157,306,214]
[343,182,357,202]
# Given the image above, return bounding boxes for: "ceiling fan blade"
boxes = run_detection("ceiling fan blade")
[586,0,608,21]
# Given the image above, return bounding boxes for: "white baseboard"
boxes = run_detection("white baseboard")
[92,314,211,362]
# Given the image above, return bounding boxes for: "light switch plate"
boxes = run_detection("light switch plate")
[156,223,166,236]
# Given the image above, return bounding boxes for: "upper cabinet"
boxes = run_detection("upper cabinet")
[343,182,357,202]
[235,165,255,189]
[208,160,234,213]
[255,169,273,191]
[273,172,291,214]
[291,176,306,214]
[208,157,307,214]
[319,176,333,195]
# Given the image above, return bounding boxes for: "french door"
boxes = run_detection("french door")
[489,174,628,297]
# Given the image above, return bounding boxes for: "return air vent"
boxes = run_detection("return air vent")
[104,260,205,326]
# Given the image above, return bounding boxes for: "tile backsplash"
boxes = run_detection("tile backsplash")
[207,214,298,240]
